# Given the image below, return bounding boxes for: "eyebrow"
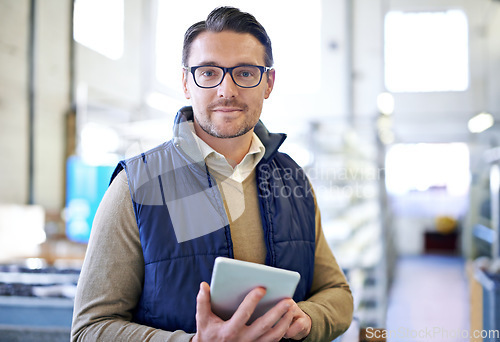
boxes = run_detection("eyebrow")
[195,61,260,67]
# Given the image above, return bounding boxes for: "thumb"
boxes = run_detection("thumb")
[196,282,212,324]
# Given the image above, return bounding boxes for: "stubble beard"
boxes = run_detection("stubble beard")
[198,118,253,139]
[198,99,256,139]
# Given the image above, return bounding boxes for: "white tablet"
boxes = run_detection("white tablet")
[210,257,300,323]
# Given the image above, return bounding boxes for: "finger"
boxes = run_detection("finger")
[254,298,292,329]
[258,307,294,341]
[284,317,309,340]
[195,282,212,326]
[246,298,292,341]
[229,286,267,327]
[283,308,311,340]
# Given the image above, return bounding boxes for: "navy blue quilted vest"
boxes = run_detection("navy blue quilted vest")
[110,107,315,333]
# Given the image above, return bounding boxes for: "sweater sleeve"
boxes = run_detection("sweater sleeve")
[70,170,195,342]
[296,191,354,342]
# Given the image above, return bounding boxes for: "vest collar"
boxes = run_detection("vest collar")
[173,106,287,163]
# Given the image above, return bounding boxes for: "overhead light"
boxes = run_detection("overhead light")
[468,112,494,133]
[377,92,395,115]
[146,92,187,114]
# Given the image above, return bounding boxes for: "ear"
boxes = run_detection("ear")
[182,68,191,99]
[264,69,275,99]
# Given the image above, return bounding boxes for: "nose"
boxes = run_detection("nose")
[217,71,239,98]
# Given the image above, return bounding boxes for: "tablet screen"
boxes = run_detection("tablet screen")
[210,257,300,323]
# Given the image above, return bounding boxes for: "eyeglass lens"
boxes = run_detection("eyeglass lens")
[194,66,263,88]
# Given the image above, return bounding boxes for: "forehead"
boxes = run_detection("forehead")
[187,31,266,66]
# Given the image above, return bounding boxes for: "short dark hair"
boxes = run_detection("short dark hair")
[182,7,273,67]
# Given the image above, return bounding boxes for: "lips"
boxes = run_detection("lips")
[207,99,248,113]
[212,107,244,112]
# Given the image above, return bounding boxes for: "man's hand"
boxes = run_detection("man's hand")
[191,282,311,342]
[282,300,311,340]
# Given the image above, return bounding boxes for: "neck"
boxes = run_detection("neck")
[193,123,254,168]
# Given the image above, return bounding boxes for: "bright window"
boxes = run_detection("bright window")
[153,0,321,95]
[73,0,124,60]
[384,10,469,92]
[385,143,470,196]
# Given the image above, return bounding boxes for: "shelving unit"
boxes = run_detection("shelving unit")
[468,142,500,337]
[467,141,500,258]
[299,120,395,330]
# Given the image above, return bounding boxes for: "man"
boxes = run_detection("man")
[72,6,353,342]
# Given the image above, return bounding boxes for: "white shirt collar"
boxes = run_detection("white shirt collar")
[186,122,265,183]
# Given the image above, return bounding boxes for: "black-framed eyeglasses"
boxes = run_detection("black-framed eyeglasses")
[184,65,272,89]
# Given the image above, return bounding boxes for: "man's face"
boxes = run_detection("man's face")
[182,30,275,139]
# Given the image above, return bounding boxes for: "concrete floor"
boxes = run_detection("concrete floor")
[386,254,469,342]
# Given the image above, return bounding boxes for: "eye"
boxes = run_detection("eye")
[235,67,257,78]
[198,67,220,78]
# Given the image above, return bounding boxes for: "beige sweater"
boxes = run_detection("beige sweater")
[71,167,353,342]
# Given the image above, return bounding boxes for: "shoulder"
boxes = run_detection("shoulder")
[124,141,174,165]
[273,151,300,166]
[272,152,309,179]
[108,169,132,200]
[112,168,128,186]
[109,141,175,184]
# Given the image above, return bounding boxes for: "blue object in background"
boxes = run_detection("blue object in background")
[66,156,116,243]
